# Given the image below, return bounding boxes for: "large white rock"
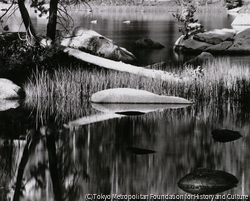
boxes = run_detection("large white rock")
[0,99,20,111]
[91,88,192,104]
[0,78,25,99]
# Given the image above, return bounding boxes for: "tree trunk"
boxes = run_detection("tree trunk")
[47,0,58,41]
[17,0,38,45]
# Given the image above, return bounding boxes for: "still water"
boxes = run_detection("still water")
[1,101,250,200]
[1,5,250,65]
[0,5,250,201]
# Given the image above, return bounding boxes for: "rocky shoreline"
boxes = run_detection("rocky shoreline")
[174,27,250,55]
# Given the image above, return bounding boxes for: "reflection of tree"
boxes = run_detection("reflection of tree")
[13,130,39,201]
[8,125,88,201]
[2,99,250,199]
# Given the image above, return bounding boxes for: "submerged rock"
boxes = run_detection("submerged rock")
[61,27,137,64]
[132,38,165,49]
[211,129,243,142]
[91,88,192,104]
[178,168,238,194]
[0,78,25,100]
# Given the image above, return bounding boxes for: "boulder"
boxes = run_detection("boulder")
[91,88,192,104]
[132,38,164,49]
[175,36,212,53]
[193,29,235,45]
[178,168,238,194]
[0,78,25,99]
[174,28,250,54]
[205,41,234,52]
[184,52,214,66]
[227,28,250,52]
[61,27,137,64]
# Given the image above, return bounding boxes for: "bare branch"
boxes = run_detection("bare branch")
[0,1,15,21]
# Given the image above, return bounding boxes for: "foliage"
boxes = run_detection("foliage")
[0,0,88,44]
[224,0,242,9]
[172,0,198,38]
[0,33,73,84]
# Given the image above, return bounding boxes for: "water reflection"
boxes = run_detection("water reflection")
[0,98,250,200]
[125,147,156,155]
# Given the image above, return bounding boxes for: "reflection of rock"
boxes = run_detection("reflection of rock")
[211,129,242,142]
[0,78,25,99]
[0,99,20,111]
[92,103,191,114]
[174,28,250,54]
[91,88,192,104]
[61,27,137,64]
[65,113,124,127]
[132,38,164,49]
[178,168,238,194]
[125,147,156,155]
[184,52,214,66]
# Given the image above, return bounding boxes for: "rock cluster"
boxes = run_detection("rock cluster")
[174,28,250,54]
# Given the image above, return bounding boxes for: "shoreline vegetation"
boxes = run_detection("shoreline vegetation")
[23,57,250,124]
[1,0,250,123]
[88,2,227,13]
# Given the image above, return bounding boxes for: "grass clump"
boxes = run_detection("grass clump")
[23,57,250,125]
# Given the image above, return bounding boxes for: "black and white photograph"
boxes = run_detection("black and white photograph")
[0,0,250,200]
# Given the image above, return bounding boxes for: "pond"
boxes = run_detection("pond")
[0,5,250,201]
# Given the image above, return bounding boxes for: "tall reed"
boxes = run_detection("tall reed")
[24,57,250,125]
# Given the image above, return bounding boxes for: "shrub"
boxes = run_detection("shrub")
[224,0,242,9]
[172,0,198,38]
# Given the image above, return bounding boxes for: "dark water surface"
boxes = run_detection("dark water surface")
[0,6,250,201]
[0,101,249,200]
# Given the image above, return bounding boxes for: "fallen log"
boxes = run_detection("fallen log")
[63,47,184,82]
